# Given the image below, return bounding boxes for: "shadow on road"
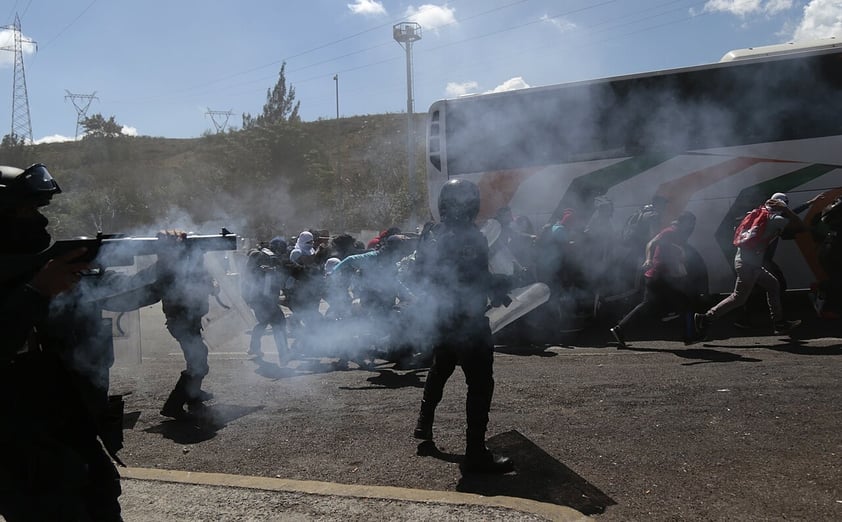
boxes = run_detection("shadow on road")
[494,345,559,357]
[338,368,427,390]
[624,345,763,365]
[455,430,615,516]
[766,338,842,355]
[143,404,264,445]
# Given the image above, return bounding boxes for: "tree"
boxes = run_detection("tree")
[81,113,124,138]
[242,62,301,129]
[1,133,26,148]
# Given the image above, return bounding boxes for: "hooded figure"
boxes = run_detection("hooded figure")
[290,231,316,264]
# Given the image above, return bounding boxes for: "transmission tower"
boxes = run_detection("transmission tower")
[205,108,234,133]
[65,90,98,139]
[0,14,36,143]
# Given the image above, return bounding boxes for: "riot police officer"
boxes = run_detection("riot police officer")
[0,164,122,520]
[158,231,219,418]
[411,179,514,474]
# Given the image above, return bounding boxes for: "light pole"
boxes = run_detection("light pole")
[393,22,422,229]
[334,74,344,231]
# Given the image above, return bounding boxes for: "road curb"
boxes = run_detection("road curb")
[120,466,591,522]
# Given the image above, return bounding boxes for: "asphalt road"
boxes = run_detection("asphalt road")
[109,297,842,521]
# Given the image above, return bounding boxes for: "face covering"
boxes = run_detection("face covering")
[3,212,51,254]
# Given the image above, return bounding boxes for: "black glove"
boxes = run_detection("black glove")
[490,274,513,308]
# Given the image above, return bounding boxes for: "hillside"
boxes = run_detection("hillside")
[0,113,427,241]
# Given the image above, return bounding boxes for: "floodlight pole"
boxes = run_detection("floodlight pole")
[393,22,422,228]
[334,73,344,232]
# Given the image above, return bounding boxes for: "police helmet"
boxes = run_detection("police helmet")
[0,163,61,210]
[438,179,480,223]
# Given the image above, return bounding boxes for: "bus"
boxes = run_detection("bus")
[425,38,842,297]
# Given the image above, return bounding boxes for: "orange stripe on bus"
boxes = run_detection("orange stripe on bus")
[476,168,541,220]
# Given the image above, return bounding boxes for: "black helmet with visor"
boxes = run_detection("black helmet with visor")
[0,163,62,210]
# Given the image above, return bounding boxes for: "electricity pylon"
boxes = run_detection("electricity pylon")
[205,108,234,133]
[65,90,99,139]
[1,14,36,143]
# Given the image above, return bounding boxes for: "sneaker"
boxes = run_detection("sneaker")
[609,326,627,349]
[772,319,801,335]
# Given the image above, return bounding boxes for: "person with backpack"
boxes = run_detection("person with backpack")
[609,212,697,348]
[618,195,668,300]
[242,237,290,361]
[695,193,806,338]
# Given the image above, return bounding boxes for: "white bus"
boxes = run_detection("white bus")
[425,38,842,296]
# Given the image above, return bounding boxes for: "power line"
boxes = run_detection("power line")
[108,0,532,105]
[41,0,99,50]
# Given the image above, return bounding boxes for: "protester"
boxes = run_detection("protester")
[242,238,290,361]
[610,212,697,348]
[695,193,805,338]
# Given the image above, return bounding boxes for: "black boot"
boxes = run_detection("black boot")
[160,373,190,418]
[461,443,514,474]
[413,402,434,441]
[184,373,212,411]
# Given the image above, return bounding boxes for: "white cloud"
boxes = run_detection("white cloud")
[703,0,793,16]
[34,134,76,145]
[405,4,457,31]
[793,0,842,40]
[541,14,577,32]
[485,77,531,94]
[348,0,386,16]
[34,127,137,143]
[445,81,479,97]
[0,28,37,68]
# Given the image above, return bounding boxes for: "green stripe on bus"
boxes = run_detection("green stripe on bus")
[552,154,673,221]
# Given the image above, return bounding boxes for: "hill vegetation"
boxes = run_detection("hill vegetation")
[0,113,428,242]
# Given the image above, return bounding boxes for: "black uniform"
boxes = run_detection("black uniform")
[412,179,514,474]
[0,163,158,521]
[158,246,216,417]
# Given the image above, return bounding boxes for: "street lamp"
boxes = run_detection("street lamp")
[334,73,344,231]
[393,22,422,229]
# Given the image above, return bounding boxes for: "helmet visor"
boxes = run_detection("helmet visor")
[21,164,61,195]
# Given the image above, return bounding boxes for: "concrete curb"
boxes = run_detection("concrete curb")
[120,467,591,522]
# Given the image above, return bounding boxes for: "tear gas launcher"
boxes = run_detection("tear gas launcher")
[1,228,238,282]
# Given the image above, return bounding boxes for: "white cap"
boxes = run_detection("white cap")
[771,192,789,206]
[324,257,341,275]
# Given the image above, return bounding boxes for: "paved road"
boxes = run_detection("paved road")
[108,298,842,521]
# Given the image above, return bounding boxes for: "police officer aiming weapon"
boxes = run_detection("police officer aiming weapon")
[2,228,238,282]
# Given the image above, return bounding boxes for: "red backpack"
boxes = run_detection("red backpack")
[733,206,772,250]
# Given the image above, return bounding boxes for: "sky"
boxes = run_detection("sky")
[0,0,840,144]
